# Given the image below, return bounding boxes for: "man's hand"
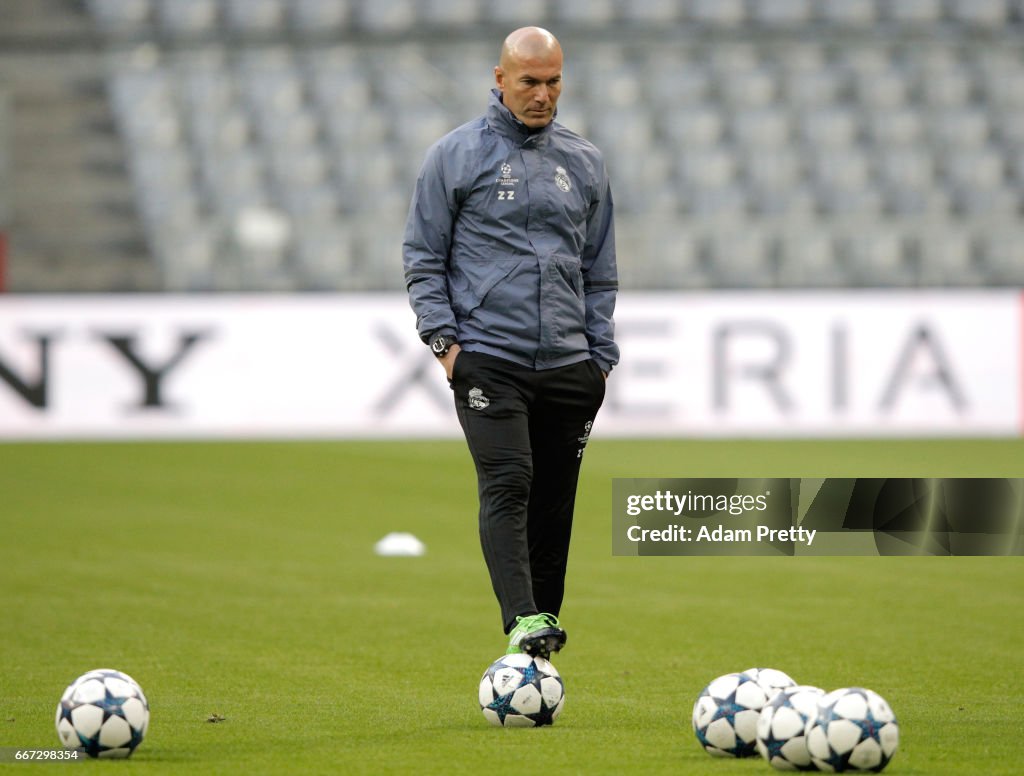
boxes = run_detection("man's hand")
[440,344,462,381]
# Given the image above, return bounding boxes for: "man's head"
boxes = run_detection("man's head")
[494,27,563,129]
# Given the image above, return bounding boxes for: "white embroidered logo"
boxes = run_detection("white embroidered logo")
[496,163,519,187]
[468,387,490,410]
[576,419,593,458]
[554,166,571,192]
[577,420,593,445]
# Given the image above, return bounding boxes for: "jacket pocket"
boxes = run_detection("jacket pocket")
[552,255,585,299]
[449,259,520,317]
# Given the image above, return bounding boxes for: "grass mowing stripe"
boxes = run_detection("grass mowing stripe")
[1,440,1021,774]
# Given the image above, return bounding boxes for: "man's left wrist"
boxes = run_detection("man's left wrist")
[430,334,459,358]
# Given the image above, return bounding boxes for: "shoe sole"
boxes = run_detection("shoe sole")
[521,628,566,660]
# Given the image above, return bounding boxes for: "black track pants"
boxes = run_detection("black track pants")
[451,350,607,634]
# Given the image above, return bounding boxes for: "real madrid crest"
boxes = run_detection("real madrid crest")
[554,166,571,193]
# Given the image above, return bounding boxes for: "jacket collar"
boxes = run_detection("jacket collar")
[486,88,554,146]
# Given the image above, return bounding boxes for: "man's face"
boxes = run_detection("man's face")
[495,50,563,129]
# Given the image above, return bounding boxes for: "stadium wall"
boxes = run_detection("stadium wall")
[0,291,1019,440]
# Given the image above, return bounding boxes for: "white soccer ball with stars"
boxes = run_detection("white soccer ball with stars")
[55,669,149,758]
[805,687,899,772]
[693,668,793,757]
[756,684,825,770]
[743,666,797,696]
[478,653,565,727]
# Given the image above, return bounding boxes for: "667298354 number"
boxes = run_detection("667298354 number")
[0,748,82,762]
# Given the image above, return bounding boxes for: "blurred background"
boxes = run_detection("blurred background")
[2,0,1023,294]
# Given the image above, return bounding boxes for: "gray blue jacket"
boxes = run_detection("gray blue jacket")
[403,89,619,373]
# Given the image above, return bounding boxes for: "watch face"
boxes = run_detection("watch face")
[432,336,451,356]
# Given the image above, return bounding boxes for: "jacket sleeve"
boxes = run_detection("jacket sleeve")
[581,162,620,373]
[402,144,458,344]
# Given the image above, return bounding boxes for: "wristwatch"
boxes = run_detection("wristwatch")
[430,334,458,358]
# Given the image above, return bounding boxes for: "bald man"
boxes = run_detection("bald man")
[403,27,619,659]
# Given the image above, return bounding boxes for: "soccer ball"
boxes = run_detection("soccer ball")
[756,685,825,770]
[55,669,149,758]
[743,666,797,696]
[805,687,899,772]
[692,671,773,757]
[478,653,565,727]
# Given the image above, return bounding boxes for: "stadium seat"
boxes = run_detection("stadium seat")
[222,0,286,34]
[944,148,1007,191]
[977,229,1024,284]
[851,69,909,109]
[308,70,372,120]
[644,59,712,105]
[914,227,981,285]
[659,104,724,147]
[916,67,974,108]
[88,0,152,33]
[809,149,881,216]
[928,107,990,150]
[875,148,950,216]
[349,214,406,289]
[774,42,828,74]
[976,56,1024,109]
[705,228,776,287]
[479,0,549,27]
[719,68,777,108]
[875,147,936,192]
[419,0,481,27]
[884,0,942,24]
[865,107,926,147]
[741,147,815,216]
[392,106,454,165]
[353,0,415,32]
[322,103,391,151]
[553,0,616,25]
[677,147,737,189]
[688,0,746,26]
[750,0,813,27]
[153,226,219,291]
[131,147,194,195]
[776,227,847,287]
[620,217,708,287]
[741,146,802,190]
[266,145,330,189]
[292,221,354,290]
[798,107,860,149]
[819,0,876,27]
[178,66,236,116]
[154,0,218,35]
[237,55,305,115]
[729,107,791,149]
[994,108,1024,149]
[948,0,1009,28]
[611,145,680,215]
[783,68,844,107]
[196,147,270,214]
[838,229,913,286]
[619,0,681,25]
[288,0,352,33]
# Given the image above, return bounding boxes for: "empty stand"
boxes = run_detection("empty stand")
[69,0,1024,291]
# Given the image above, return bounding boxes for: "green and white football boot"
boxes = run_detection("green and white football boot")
[506,613,566,660]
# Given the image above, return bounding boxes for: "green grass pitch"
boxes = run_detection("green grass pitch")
[2,439,1022,774]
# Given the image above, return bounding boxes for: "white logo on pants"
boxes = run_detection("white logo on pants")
[468,387,490,410]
